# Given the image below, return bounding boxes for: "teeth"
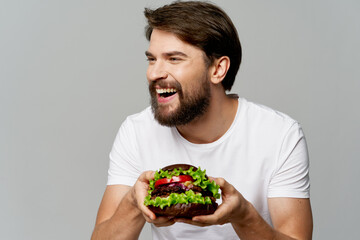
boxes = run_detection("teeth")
[156,88,177,94]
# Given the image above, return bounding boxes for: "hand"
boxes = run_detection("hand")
[130,171,176,227]
[174,177,247,227]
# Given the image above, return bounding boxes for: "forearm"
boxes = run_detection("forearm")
[231,201,297,240]
[91,190,146,240]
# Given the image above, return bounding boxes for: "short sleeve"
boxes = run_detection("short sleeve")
[268,123,310,198]
[107,118,142,186]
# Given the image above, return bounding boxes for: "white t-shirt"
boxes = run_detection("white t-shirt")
[107,98,310,240]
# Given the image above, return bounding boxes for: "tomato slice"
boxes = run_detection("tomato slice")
[154,175,194,188]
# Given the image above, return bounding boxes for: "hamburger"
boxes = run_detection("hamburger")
[144,164,220,218]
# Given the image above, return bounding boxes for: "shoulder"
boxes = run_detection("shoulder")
[235,98,304,146]
[238,98,298,129]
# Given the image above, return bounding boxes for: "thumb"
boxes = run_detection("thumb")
[138,170,155,182]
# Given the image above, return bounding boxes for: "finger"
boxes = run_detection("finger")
[153,217,175,227]
[140,205,157,221]
[143,212,155,223]
[214,177,237,196]
[138,170,155,182]
[174,218,211,227]
[214,177,227,189]
[134,188,156,220]
[192,214,219,225]
[135,171,156,220]
[207,176,216,181]
[192,204,228,225]
[149,216,173,225]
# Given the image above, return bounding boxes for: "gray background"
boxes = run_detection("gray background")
[1,0,359,239]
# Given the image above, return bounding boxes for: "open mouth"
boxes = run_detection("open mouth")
[156,88,177,98]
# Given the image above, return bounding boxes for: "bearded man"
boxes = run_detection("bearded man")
[92,1,313,240]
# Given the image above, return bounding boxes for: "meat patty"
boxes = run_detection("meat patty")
[151,182,214,200]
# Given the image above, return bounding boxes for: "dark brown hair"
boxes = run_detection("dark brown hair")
[144,1,242,91]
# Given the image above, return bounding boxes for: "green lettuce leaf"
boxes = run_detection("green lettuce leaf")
[144,166,221,207]
[144,190,213,209]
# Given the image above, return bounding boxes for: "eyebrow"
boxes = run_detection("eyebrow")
[145,51,188,58]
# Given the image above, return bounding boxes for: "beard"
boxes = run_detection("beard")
[149,76,211,127]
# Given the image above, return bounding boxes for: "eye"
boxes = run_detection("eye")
[169,57,182,62]
[146,57,156,63]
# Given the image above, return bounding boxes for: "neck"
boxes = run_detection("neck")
[176,90,238,144]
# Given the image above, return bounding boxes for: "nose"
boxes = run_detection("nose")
[147,60,168,82]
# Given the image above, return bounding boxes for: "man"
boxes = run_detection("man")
[91,1,313,239]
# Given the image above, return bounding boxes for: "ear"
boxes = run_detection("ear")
[209,56,230,85]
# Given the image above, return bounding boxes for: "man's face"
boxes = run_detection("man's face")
[146,29,211,127]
